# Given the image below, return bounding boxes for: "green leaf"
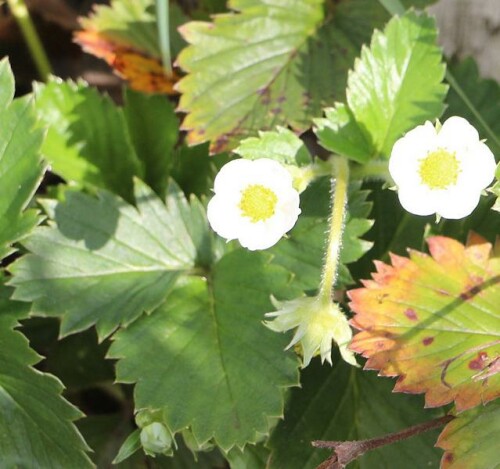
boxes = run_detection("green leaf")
[318,11,447,160]
[112,429,142,465]
[9,180,208,339]
[437,401,500,469]
[109,249,302,451]
[0,59,45,260]
[444,58,500,157]
[171,143,230,197]
[177,0,405,153]
[227,443,270,469]
[314,103,373,163]
[0,284,93,468]
[268,359,443,469]
[270,178,373,291]
[34,79,143,202]
[123,89,179,198]
[235,127,312,167]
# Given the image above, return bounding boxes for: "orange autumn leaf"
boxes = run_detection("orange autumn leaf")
[349,235,500,412]
[75,30,179,95]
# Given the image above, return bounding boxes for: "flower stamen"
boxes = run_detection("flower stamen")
[418,148,461,190]
[239,184,278,222]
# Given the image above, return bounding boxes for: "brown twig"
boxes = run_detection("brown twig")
[312,414,454,469]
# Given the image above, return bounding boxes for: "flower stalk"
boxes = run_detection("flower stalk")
[319,156,349,302]
[7,0,52,81]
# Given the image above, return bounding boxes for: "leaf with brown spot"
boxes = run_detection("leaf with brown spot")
[75,30,178,95]
[74,0,185,94]
[349,236,500,412]
[437,400,500,469]
[176,0,405,153]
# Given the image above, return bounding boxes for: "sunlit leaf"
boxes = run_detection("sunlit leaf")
[34,79,143,202]
[75,0,185,94]
[176,0,417,153]
[437,400,500,469]
[268,359,443,469]
[0,59,45,260]
[109,250,302,451]
[0,283,93,467]
[235,127,312,167]
[350,235,500,412]
[9,180,210,339]
[315,11,447,161]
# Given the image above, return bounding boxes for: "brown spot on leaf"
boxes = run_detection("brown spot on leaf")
[469,352,488,370]
[423,337,434,346]
[271,107,281,115]
[404,308,418,321]
[444,453,454,463]
[277,95,286,103]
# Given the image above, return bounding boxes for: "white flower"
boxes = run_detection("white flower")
[207,158,301,250]
[265,295,358,368]
[389,116,496,219]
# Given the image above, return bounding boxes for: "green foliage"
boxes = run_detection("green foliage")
[315,11,447,161]
[123,89,179,198]
[235,127,312,167]
[176,0,414,153]
[2,2,499,468]
[437,401,500,469]
[109,250,302,452]
[0,283,93,468]
[0,59,45,260]
[9,180,208,339]
[267,360,442,469]
[35,79,143,201]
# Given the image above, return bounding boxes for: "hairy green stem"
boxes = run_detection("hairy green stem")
[319,157,349,302]
[156,0,173,75]
[7,0,51,81]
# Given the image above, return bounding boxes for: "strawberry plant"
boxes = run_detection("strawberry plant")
[1,0,498,467]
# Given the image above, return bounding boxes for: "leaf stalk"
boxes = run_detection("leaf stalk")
[7,0,52,81]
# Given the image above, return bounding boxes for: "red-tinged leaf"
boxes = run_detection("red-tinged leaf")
[75,30,178,95]
[437,400,500,469]
[349,236,500,412]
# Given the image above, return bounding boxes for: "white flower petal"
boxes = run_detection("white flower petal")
[435,186,481,219]
[458,142,496,190]
[213,158,254,194]
[207,158,301,250]
[396,186,436,216]
[206,197,241,240]
[437,116,479,151]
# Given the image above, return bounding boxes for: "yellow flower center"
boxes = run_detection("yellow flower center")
[239,184,278,222]
[418,148,461,190]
